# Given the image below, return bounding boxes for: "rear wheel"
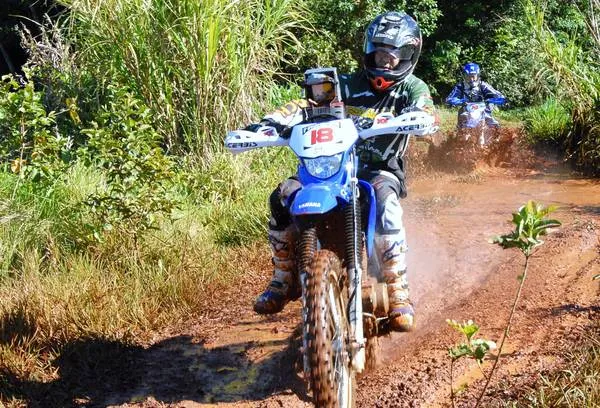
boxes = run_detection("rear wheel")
[304,249,355,408]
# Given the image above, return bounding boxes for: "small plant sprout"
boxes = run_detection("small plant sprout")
[472,200,560,408]
[490,200,561,256]
[446,319,496,407]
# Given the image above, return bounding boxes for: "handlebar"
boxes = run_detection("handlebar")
[448,97,505,106]
[226,111,438,154]
[358,111,438,139]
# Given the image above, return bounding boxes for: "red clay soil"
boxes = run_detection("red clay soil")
[51,130,600,408]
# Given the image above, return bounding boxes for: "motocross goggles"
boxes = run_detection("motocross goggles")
[310,82,335,104]
[466,73,479,82]
[369,44,415,61]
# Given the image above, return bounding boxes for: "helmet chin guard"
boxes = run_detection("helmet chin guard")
[369,76,396,91]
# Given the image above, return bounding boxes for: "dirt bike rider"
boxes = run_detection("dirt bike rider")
[245,11,436,332]
[445,62,505,128]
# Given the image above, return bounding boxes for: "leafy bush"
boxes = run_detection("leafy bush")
[79,87,179,239]
[428,40,463,96]
[0,71,69,183]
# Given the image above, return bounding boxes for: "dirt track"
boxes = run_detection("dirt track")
[32,132,600,408]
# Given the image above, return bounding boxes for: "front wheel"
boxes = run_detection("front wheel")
[304,249,355,408]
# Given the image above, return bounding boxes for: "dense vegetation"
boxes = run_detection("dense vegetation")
[0,0,598,405]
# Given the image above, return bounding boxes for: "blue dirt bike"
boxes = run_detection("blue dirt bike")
[454,98,504,146]
[225,68,437,408]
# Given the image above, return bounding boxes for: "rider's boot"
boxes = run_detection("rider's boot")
[375,234,415,332]
[253,226,300,315]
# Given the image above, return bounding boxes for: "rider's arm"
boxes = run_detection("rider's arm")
[446,83,466,106]
[404,76,436,115]
[245,99,308,137]
[480,82,506,105]
[401,76,439,137]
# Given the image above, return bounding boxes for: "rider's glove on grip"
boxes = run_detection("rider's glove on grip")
[447,97,466,106]
[244,123,264,132]
[244,119,291,138]
[353,116,374,130]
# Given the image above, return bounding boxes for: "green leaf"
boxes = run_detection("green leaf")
[449,344,472,360]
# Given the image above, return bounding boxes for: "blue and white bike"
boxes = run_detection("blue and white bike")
[225,74,436,408]
[454,98,505,146]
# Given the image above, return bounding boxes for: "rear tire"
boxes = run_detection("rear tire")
[304,249,355,408]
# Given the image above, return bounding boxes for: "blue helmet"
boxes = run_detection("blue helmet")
[462,62,480,87]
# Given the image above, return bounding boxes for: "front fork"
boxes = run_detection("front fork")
[346,178,365,372]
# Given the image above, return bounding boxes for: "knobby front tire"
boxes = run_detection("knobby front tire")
[304,249,355,408]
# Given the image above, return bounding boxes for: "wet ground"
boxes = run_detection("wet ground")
[32,130,600,408]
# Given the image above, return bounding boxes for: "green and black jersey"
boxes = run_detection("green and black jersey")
[262,70,435,170]
[340,70,435,166]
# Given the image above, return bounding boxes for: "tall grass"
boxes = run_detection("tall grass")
[0,146,296,388]
[524,98,571,144]
[523,0,600,172]
[58,0,309,155]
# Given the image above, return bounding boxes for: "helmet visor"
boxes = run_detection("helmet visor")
[368,44,415,60]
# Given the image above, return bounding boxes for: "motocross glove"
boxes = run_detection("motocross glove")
[353,116,374,130]
[244,119,291,138]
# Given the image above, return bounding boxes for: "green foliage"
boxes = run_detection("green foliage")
[19,18,104,146]
[79,87,179,238]
[421,1,529,101]
[478,14,540,107]
[524,0,600,173]
[291,0,441,75]
[428,40,462,94]
[0,71,69,183]
[491,200,561,257]
[59,0,309,155]
[447,319,496,363]
[524,98,572,143]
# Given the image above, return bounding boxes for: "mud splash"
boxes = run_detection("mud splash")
[424,127,532,174]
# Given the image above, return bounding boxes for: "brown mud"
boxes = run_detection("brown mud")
[9,129,600,407]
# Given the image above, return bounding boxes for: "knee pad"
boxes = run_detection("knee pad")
[269,178,302,230]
